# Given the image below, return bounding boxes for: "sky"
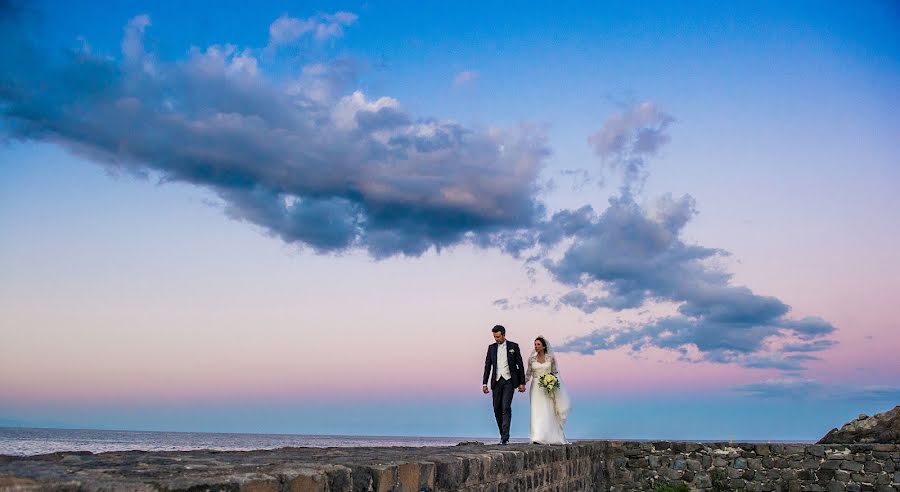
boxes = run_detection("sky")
[1,0,898,441]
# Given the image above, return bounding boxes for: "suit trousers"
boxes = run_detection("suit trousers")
[492,377,514,442]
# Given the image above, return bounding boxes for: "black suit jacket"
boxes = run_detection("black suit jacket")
[483,341,527,389]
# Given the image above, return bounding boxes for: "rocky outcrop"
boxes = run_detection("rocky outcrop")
[820,406,900,444]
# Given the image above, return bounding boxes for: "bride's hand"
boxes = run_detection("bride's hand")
[518,384,526,392]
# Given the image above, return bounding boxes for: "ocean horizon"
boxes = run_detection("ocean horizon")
[0,426,815,457]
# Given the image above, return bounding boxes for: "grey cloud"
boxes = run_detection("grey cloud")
[0,13,549,259]
[549,191,836,368]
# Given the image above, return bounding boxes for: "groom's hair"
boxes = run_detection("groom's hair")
[492,325,506,335]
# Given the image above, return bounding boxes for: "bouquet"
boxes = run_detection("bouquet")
[537,373,560,395]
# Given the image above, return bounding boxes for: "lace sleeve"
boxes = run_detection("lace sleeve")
[525,354,533,383]
[550,353,559,375]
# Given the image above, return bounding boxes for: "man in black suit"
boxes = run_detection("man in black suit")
[482,324,526,445]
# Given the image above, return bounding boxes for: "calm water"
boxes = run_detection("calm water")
[0,427,518,456]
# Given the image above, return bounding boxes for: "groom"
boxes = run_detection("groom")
[482,325,526,445]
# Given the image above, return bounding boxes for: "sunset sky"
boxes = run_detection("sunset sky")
[1,0,898,441]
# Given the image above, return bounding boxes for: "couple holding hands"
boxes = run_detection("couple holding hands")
[482,325,571,445]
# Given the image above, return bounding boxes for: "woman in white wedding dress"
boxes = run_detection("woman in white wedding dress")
[526,336,571,444]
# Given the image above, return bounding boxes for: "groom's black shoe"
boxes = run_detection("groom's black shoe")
[500,440,509,445]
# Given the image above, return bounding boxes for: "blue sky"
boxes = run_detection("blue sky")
[1,0,898,440]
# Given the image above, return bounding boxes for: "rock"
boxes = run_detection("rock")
[819,406,900,444]
[456,441,485,446]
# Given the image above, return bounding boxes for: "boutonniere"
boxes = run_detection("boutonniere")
[509,349,515,353]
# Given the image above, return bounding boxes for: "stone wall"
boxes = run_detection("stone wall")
[0,442,606,491]
[602,441,900,491]
[1,441,898,491]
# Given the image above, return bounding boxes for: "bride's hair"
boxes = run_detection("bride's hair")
[534,336,549,354]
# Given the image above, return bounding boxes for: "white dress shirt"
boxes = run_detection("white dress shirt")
[497,341,512,381]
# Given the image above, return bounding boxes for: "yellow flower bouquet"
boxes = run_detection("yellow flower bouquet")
[537,373,560,395]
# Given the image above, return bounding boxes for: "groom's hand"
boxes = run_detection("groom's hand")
[518,385,526,392]
[482,385,489,394]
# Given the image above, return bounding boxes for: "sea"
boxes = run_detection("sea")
[0,427,520,456]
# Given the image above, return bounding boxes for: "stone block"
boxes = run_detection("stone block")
[326,466,353,492]
[826,481,846,492]
[804,459,822,469]
[808,446,826,458]
[692,473,712,489]
[756,444,773,456]
[235,474,281,492]
[842,461,865,472]
[685,443,703,453]
[286,470,328,492]
[735,457,748,469]
[397,462,435,492]
[866,462,884,473]
[434,458,464,490]
[785,445,807,456]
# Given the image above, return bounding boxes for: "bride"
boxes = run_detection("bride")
[526,336,571,444]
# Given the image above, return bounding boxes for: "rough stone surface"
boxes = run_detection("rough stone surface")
[1,441,899,491]
[820,406,900,445]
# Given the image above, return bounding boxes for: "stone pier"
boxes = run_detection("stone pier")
[1,441,898,491]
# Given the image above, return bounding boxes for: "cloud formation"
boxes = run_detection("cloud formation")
[549,192,835,368]
[1,11,548,258]
[268,12,358,46]
[0,6,837,373]
[551,123,835,369]
[588,101,674,193]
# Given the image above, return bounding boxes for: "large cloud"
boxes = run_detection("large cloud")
[549,106,836,368]
[549,192,835,368]
[0,10,549,258]
[0,6,837,372]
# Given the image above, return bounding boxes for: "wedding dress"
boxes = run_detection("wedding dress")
[526,344,571,444]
